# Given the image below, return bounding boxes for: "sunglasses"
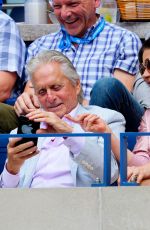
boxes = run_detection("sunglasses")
[139,58,150,75]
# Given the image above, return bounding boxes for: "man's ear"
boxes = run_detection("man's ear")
[95,0,101,8]
[76,79,81,95]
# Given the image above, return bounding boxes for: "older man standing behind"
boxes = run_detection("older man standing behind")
[0,51,125,188]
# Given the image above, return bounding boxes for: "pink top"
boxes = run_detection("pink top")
[129,109,150,166]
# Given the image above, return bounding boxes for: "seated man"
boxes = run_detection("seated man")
[0,50,125,188]
[0,10,26,102]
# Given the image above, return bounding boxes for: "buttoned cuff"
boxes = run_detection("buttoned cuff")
[63,125,85,156]
[1,164,20,188]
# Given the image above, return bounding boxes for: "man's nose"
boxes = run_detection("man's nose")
[60,6,72,20]
[47,90,56,103]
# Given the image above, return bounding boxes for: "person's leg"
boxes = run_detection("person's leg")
[90,78,145,132]
[0,103,19,133]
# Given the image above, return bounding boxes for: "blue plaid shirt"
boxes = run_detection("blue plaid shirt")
[0,11,26,98]
[26,17,141,100]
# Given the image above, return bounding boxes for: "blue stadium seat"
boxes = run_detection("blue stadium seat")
[0,137,8,174]
[0,0,2,10]
[4,97,17,105]
[127,135,136,151]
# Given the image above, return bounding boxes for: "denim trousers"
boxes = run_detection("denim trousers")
[90,78,145,132]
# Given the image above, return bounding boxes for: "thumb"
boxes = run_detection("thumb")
[32,94,40,108]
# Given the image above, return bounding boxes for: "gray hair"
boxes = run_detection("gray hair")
[26,50,83,103]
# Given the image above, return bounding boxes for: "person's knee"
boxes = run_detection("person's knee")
[91,78,124,94]
[0,103,18,133]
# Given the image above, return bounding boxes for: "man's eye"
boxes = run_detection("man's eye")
[70,3,79,7]
[53,85,62,91]
[38,89,47,96]
[53,5,61,9]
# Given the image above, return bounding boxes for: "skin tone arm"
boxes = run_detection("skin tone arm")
[0,71,17,102]
[114,69,135,92]
[65,113,134,163]
[14,80,40,116]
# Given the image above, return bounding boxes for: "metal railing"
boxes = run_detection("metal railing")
[2,3,24,9]
[1,132,150,186]
[120,132,150,186]
[0,132,112,186]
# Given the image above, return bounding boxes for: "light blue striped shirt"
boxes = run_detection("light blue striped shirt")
[0,11,26,98]
[26,17,141,100]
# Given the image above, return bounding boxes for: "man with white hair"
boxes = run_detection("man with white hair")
[0,51,125,188]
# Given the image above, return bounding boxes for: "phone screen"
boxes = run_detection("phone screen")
[16,115,40,146]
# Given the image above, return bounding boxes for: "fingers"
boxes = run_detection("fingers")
[26,110,58,126]
[14,92,37,116]
[64,114,87,123]
[8,141,38,160]
[82,114,99,130]
[65,113,106,132]
[65,113,99,124]
[127,166,143,184]
[31,94,40,108]
[8,138,35,152]
[14,146,38,159]
[9,137,23,147]
[26,109,45,120]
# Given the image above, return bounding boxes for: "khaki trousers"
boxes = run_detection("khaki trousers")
[0,103,19,133]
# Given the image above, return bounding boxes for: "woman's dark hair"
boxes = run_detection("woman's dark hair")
[138,38,150,64]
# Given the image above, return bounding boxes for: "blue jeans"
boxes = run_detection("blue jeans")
[90,78,145,132]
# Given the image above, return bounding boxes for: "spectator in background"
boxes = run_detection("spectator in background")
[127,39,150,167]
[0,10,26,101]
[133,38,150,109]
[0,0,144,133]
[0,51,125,188]
[0,10,26,132]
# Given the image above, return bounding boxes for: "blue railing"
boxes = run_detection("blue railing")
[0,132,112,186]
[120,132,150,186]
[0,132,150,186]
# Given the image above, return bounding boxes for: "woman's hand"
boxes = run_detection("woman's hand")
[127,165,150,184]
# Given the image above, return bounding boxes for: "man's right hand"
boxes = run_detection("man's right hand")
[6,137,38,175]
[14,81,40,116]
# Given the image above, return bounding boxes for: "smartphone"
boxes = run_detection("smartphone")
[16,115,40,146]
